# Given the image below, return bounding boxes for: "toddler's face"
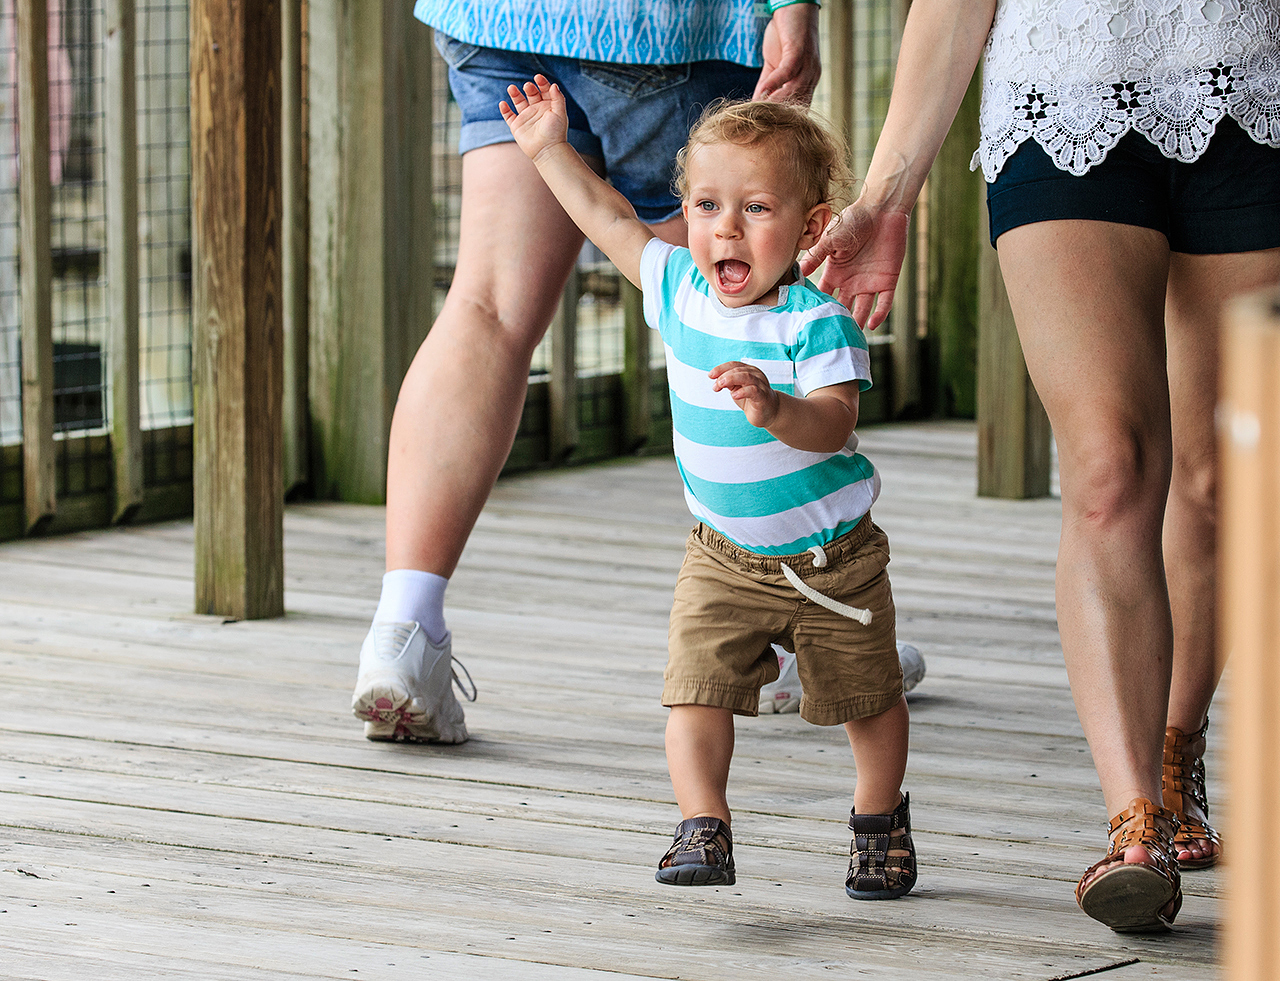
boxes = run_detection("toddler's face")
[681,139,828,309]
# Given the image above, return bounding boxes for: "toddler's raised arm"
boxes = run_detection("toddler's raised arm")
[500,76,654,288]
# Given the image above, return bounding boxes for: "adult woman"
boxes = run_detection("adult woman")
[803,0,1280,932]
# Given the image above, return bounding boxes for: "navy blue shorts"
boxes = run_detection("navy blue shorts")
[435,33,760,223]
[986,119,1280,254]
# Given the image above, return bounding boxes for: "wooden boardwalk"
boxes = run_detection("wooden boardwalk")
[1,422,1222,980]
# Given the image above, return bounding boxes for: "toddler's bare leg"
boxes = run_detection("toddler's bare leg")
[665,705,734,824]
[844,695,909,814]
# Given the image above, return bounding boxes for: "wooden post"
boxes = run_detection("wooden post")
[281,0,307,495]
[106,0,143,522]
[191,0,284,619]
[307,2,433,503]
[16,0,55,532]
[620,278,650,452]
[549,272,580,462]
[1221,285,1280,981]
[976,215,1051,499]
[926,67,981,419]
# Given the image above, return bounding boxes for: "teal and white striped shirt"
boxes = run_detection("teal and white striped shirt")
[641,239,880,556]
[413,1,770,67]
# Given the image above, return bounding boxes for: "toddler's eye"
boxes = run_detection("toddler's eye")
[746,203,767,214]
[697,200,717,212]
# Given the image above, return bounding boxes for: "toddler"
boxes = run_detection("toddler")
[501,77,915,899]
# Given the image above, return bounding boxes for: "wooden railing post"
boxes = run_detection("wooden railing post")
[307,3,433,503]
[976,212,1051,499]
[620,278,650,452]
[106,0,143,523]
[16,0,55,532]
[281,0,308,496]
[191,0,284,619]
[1221,285,1280,981]
[549,273,580,462]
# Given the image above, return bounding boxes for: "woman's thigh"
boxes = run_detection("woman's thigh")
[1165,246,1280,477]
[995,219,1174,511]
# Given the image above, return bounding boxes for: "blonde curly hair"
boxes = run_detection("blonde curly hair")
[673,99,856,212]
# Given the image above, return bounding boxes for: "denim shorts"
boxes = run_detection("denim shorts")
[987,118,1280,254]
[664,518,902,727]
[435,33,760,222]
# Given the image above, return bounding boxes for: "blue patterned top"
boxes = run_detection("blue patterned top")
[413,1,771,67]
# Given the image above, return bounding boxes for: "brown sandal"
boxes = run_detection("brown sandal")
[1076,798,1182,933]
[1164,718,1222,870]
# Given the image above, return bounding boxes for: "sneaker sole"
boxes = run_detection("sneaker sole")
[354,682,468,744]
[655,865,735,886]
[758,695,801,714]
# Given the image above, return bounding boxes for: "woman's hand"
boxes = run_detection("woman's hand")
[801,202,911,331]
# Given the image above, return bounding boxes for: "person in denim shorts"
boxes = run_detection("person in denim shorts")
[351,2,823,744]
[803,0,1280,935]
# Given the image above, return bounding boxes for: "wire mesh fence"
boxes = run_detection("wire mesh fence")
[2,1,907,533]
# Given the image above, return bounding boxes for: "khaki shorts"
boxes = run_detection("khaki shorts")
[663,518,901,726]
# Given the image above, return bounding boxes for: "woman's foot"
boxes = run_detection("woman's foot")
[1076,798,1182,933]
[1163,720,1222,869]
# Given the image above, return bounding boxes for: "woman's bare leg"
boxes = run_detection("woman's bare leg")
[997,221,1174,833]
[385,144,686,577]
[1163,246,1280,862]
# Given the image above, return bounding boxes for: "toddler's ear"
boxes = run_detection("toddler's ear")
[799,202,833,250]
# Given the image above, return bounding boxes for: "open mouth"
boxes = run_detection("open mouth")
[715,259,751,295]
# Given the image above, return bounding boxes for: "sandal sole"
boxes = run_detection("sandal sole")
[655,865,735,887]
[845,882,915,900]
[1078,864,1176,933]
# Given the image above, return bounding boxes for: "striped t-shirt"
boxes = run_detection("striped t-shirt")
[640,239,881,556]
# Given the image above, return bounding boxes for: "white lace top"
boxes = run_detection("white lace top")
[972,0,1280,181]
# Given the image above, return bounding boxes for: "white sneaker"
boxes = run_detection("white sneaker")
[351,621,474,744]
[758,647,803,714]
[897,643,926,693]
[757,642,926,714]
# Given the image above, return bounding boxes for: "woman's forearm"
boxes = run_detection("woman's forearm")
[859,0,996,215]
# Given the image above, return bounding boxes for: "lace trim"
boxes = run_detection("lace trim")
[972,0,1280,180]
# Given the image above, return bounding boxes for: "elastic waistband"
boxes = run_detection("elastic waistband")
[692,517,874,578]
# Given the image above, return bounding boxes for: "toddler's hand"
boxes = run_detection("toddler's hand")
[710,361,780,429]
[499,74,570,162]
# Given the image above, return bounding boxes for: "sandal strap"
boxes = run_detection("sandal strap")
[660,817,733,871]
[1163,720,1211,813]
[1076,797,1182,903]
[847,793,916,893]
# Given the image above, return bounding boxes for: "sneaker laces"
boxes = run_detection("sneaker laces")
[372,621,418,657]
[780,544,873,625]
[451,656,478,702]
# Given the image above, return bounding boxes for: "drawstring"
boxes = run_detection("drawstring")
[780,543,873,626]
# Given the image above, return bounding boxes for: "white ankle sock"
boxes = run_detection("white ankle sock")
[373,569,449,644]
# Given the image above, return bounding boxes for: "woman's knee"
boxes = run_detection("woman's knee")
[1064,425,1171,529]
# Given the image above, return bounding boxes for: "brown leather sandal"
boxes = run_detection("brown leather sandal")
[1164,718,1222,870]
[1076,798,1182,933]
